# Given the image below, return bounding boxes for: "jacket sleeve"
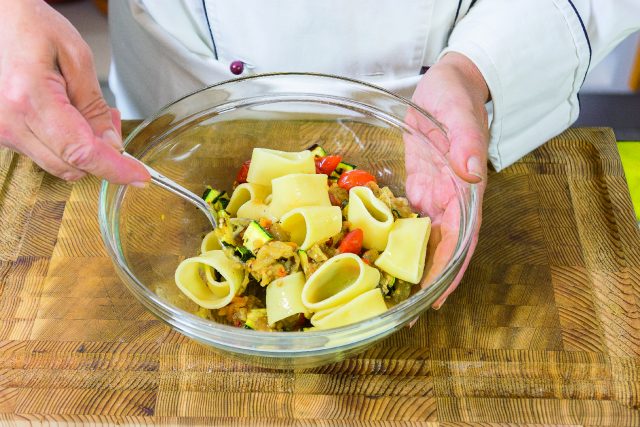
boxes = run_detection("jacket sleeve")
[440,0,640,171]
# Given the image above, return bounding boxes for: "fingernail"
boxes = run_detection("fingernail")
[466,156,484,179]
[103,129,123,150]
[432,297,447,310]
[130,181,148,188]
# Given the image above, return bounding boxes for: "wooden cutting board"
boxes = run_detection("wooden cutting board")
[0,125,639,426]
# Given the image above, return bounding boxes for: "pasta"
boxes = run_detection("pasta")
[246,148,315,186]
[310,288,388,330]
[173,145,428,332]
[266,271,308,326]
[269,173,331,218]
[201,230,221,253]
[280,206,342,250]
[347,186,394,251]
[375,217,431,284]
[174,250,245,309]
[226,183,271,216]
[301,253,380,312]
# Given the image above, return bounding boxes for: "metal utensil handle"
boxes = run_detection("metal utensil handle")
[122,152,217,227]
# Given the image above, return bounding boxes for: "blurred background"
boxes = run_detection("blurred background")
[51,0,640,222]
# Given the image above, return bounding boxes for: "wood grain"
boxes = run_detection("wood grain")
[0,124,639,425]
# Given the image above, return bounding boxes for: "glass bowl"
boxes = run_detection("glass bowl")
[99,73,478,369]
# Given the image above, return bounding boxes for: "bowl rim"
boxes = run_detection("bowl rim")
[99,72,479,351]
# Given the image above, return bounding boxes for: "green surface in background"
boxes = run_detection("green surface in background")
[618,141,640,221]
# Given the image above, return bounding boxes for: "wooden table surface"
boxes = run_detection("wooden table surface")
[0,124,639,426]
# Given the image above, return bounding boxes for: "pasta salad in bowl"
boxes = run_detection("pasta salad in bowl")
[176,146,430,332]
[99,73,479,369]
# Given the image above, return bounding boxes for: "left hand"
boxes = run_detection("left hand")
[406,52,490,309]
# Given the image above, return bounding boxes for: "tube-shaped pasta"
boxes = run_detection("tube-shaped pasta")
[200,230,221,253]
[347,186,394,251]
[375,217,431,284]
[237,201,274,221]
[266,271,308,326]
[246,148,315,186]
[280,206,342,250]
[269,173,331,219]
[301,253,380,311]
[174,250,244,309]
[310,288,388,329]
[226,183,271,216]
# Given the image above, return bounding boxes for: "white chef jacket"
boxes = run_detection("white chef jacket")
[109,0,640,171]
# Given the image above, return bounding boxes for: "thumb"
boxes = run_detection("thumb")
[56,38,122,151]
[444,108,489,184]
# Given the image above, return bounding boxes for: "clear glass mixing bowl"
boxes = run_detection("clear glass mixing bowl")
[99,73,478,369]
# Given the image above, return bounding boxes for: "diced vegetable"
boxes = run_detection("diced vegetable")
[245,308,268,330]
[202,186,224,204]
[298,249,310,276]
[335,161,356,175]
[236,160,251,184]
[314,155,342,175]
[338,170,376,190]
[243,221,274,254]
[337,228,363,255]
[307,143,327,157]
[380,272,396,296]
[234,246,255,262]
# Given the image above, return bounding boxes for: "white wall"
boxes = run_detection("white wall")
[582,33,640,94]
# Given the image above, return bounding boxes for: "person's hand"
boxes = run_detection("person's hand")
[0,0,149,185]
[406,52,490,308]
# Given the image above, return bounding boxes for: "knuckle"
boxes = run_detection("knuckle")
[73,40,95,68]
[61,142,96,170]
[79,95,110,121]
[0,74,32,114]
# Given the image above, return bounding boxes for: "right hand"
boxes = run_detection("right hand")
[0,0,149,185]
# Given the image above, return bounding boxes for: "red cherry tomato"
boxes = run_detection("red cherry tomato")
[314,155,342,175]
[236,160,251,184]
[337,169,376,190]
[338,229,364,255]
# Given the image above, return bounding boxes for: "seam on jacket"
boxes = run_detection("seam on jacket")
[550,0,590,128]
[202,0,218,59]
[566,0,592,84]
[453,0,463,25]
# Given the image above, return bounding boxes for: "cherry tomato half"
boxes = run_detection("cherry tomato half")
[337,169,376,190]
[236,160,251,184]
[338,229,364,255]
[315,155,342,175]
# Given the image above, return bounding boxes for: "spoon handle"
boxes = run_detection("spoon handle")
[122,152,217,228]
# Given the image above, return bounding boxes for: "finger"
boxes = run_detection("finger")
[12,132,86,182]
[110,108,122,138]
[55,33,122,150]
[27,76,150,184]
[432,231,479,309]
[444,107,489,184]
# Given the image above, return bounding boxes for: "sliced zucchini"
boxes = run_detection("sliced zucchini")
[380,272,396,296]
[202,186,224,204]
[234,246,255,262]
[329,171,341,181]
[242,221,273,254]
[335,161,356,174]
[307,143,327,157]
[298,249,310,276]
[245,308,268,330]
[213,193,230,211]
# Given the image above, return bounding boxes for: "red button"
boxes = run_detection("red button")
[230,60,244,75]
